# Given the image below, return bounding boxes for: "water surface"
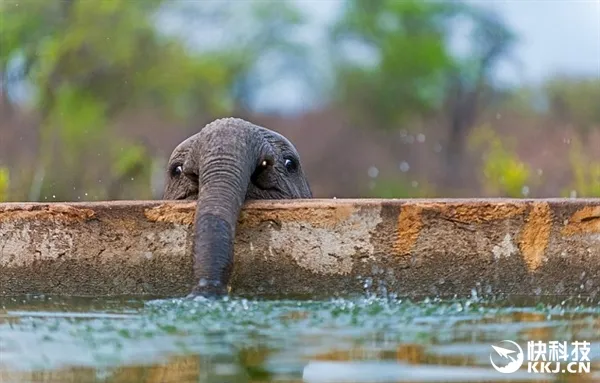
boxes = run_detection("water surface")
[0,293,598,383]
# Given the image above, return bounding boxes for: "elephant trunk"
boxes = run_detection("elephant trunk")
[189,124,268,297]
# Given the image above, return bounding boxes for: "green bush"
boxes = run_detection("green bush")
[563,138,600,198]
[367,177,435,198]
[0,167,9,202]
[469,125,532,198]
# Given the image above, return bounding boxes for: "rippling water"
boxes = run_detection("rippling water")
[0,294,598,383]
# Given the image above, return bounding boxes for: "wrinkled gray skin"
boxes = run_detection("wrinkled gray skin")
[163,117,312,298]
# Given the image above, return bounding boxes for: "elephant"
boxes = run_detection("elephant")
[163,117,312,298]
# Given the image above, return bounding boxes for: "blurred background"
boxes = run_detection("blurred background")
[0,0,599,202]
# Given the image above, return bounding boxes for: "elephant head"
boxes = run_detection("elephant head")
[163,117,312,297]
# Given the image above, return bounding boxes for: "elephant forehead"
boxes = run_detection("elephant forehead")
[261,128,298,153]
[170,134,200,160]
[169,118,299,159]
[203,117,259,135]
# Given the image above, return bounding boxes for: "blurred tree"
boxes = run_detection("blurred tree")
[0,167,9,201]
[469,124,531,198]
[441,8,516,191]
[227,0,314,111]
[544,76,600,138]
[329,0,460,128]
[158,0,315,112]
[494,86,540,117]
[564,137,600,198]
[0,0,309,201]
[1,0,234,200]
[107,143,153,200]
[329,0,516,194]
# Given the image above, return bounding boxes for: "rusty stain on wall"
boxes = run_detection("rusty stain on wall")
[519,202,552,271]
[425,202,528,224]
[144,203,195,225]
[394,204,423,255]
[393,201,529,257]
[239,202,355,230]
[1,199,600,298]
[0,204,94,222]
[561,206,600,236]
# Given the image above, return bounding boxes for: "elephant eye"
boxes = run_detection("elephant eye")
[170,165,183,177]
[284,158,298,172]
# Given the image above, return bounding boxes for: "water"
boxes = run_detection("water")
[0,294,598,383]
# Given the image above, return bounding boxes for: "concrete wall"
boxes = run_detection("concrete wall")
[0,199,599,299]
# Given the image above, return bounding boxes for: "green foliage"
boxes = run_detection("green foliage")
[113,144,148,179]
[469,125,531,198]
[563,138,600,198]
[544,76,600,137]
[0,167,9,202]
[1,0,308,201]
[230,0,310,92]
[160,0,312,110]
[106,143,154,200]
[496,87,539,116]
[367,177,435,198]
[2,0,234,118]
[330,0,462,127]
[0,0,234,200]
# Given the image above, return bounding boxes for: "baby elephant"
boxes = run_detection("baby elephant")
[163,117,312,297]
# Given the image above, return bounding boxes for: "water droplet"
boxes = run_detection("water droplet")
[521,186,530,197]
[411,181,419,188]
[569,190,577,198]
[434,143,442,153]
[367,166,379,178]
[416,133,426,143]
[399,161,410,172]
